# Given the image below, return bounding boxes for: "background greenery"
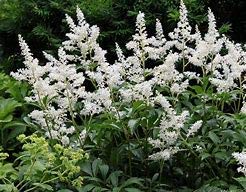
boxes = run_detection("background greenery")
[0,0,245,73]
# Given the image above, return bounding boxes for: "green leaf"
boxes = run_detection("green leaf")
[214,152,228,161]
[201,153,211,161]
[120,177,143,188]
[92,159,101,176]
[112,187,121,192]
[77,184,96,192]
[81,162,93,176]
[107,171,122,187]
[99,164,109,180]
[128,119,139,134]
[3,121,26,143]
[0,114,12,123]
[0,98,21,121]
[208,131,220,144]
[0,184,18,192]
[57,190,74,192]
[32,183,53,191]
[191,85,204,94]
[151,173,159,182]
[234,177,246,190]
[125,188,142,192]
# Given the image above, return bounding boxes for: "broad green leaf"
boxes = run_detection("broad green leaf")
[0,114,12,123]
[77,184,96,192]
[81,162,93,176]
[208,131,220,144]
[120,177,143,188]
[92,159,101,176]
[112,187,121,192]
[0,98,21,120]
[191,85,204,94]
[214,152,228,161]
[99,164,109,180]
[0,163,17,179]
[107,171,122,187]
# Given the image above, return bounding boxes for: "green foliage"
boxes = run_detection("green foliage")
[0,0,242,72]
[0,134,88,191]
[79,159,143,192]
[0,1,245,191]
[0,73,30,149]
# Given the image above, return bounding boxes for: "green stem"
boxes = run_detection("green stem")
[237,78,243,112]
[17,155,37,190]
[65,81,83,146]
[159,159,164,185]
[180,134,217,178]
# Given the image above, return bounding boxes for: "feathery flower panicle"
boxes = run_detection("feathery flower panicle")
[205,8,220,43]
[149,92,189,160]
[11,35,46,84]
[187,120,203,137]
[155,19,164,41]
[169,0,191,42]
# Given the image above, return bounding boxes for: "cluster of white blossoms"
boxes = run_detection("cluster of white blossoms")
[149,94,190,160]
[232,152,246,176]
[12,0,245,164]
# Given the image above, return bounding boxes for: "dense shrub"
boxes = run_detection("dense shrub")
[1,1,244,191]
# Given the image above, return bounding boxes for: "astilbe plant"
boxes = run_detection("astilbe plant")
[11,0,246,190]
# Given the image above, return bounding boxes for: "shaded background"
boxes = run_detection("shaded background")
[0,0,245,73]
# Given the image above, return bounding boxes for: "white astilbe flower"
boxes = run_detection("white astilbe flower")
[126,11,148,53]
[149,148,178,161]
[204,8,220,43]
[188,9,224,71]
[149,93,189,160]
[12,8,116,146]
[28,106,75,146]
[120,79,155,103]
[81,88,112,115]
[169,0,192,45]
[153,52,180,86]
[11,35,46,83]
[232,152,246,176]
[147,19,174,60]
[187,120,203,137]
[209,38,246,92]
[170,79,189,95]
[63,6,112,88]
